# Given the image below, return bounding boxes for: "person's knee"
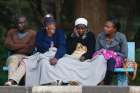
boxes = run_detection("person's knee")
[7,55,22,64]
[39,59,49,67]
[107,58,115,71]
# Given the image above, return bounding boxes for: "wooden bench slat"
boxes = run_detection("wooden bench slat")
[2,42,136,87]
[3,66,8,71]
[114,67,134,72]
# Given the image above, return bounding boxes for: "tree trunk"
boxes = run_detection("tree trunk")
[28,0,43,24]
[75,0,107,37]
[125,0,136,41]
[55,0,61,24]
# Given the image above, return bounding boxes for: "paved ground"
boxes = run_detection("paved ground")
[0,86,140,93]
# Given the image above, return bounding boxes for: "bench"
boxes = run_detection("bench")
[3,42,136,86]
[2,66,8,71]
[114,42,135,87]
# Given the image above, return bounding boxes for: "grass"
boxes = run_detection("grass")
[0,69,7,85]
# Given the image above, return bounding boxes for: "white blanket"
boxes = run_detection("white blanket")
[24,51,107,87]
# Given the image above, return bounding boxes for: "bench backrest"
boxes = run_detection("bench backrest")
[127,42,135,61]
[114,42,135,72]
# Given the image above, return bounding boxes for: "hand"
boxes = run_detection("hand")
[71,28,79,37]
[124,58,128,63]
[50,58,58,65]
[80,56,85,62]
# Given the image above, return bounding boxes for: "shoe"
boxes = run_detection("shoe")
[68,81,80,86]
[4,79,17,86]
[61,82,69,85]
[41,81,57,86]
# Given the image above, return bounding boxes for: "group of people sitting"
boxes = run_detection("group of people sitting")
[4,14,128,86]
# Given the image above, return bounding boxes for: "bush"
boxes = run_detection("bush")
[129,48,140,85]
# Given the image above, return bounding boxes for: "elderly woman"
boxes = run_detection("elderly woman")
[96,17,128,85]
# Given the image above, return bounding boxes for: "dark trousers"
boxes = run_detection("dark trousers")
[104,58,115,85]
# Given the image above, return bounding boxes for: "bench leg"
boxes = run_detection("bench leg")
[3,66,8,71]
[117,73,128,87]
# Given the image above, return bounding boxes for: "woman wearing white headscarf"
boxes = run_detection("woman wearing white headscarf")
[67,18,95,61]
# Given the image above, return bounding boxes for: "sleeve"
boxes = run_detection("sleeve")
[66,34,72,54]
[119,34,128,58]
[35,31,49,53]
[82,32,96,59]
[54,30,66,59]
[4,30,25,51]
[95,34,102,51]
[66,34,77,55]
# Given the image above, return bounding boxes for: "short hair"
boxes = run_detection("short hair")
[15,15,27,23]
[107,17,121,31]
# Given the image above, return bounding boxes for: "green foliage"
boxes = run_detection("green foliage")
[0,26,7,85]
[136,48,140,63]
[0,26,7,61]
[0,71,7,85]
[129,48,140,85]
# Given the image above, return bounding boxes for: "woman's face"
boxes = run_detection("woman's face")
[45,24,56,34]
[104,21,116,35]
[76,26,86,36]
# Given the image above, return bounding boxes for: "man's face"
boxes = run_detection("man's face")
[17,17,27,31]
[45,23,56,34]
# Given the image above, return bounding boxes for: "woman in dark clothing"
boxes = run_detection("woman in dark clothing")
[67,18,96,61]
[96,17,128,85]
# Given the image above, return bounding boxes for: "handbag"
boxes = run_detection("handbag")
[70,43,87,59]
[123,59,138,80]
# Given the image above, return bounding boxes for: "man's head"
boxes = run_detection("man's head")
[16,16,27,32]
[43,14,56,35]
[74,18,88,36]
